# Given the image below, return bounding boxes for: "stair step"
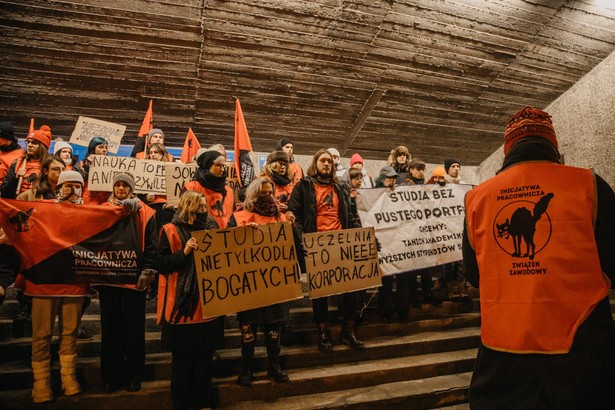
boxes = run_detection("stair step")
[222,372,472,409]
[0,327,481,390]
[0,356,475,410]
[215,349,477,405]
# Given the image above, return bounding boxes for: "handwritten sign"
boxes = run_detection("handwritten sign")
[70,116,125,154]
[165,162,197,206]
[88,155,166,194]
[302,227,381,299]
[193,222,303,318]
[356,184,473,275]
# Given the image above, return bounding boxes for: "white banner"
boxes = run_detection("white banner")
[165,162,197,206]
[356,184,473,276]
[70,116,125,154]
[88,155,166,194]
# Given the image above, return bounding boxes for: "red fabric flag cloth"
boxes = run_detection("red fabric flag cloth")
[234,98,256,187]
[180,127,201,163]
[28,118,34,135]
[0,199,141,284]
[138,100,153,137]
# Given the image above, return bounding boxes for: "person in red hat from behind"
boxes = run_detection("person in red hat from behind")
[0,125,52,198]
[463,106,615,409]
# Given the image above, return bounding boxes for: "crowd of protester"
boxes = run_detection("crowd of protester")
[0,122,477,409]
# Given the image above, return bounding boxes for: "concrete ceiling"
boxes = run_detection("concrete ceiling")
[1,0,615,165]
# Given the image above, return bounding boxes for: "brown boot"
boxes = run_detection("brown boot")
[31,359,54,403]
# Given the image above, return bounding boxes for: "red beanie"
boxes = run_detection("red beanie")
[350,153,364,167]
[504,107,557,155]
[27,125,52,149]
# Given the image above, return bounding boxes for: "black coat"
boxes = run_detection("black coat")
[288,177,361,272]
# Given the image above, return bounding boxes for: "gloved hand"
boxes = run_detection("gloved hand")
[136,268,157,291]
[121,198,142,213]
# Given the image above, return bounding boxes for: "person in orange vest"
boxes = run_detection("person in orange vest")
[155,190,224,410]
[233,178,293,387]
[259,150,296,212]
[0,122,24,186]
[463,106,615,409]
[182,150,235,229]
[97,172,158,394]
[0,125,51,198]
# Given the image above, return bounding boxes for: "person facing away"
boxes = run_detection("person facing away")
[463,106,615,409]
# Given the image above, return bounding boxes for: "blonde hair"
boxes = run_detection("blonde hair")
[177,191,205,224]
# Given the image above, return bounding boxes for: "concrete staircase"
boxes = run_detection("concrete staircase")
[0,279,481,409]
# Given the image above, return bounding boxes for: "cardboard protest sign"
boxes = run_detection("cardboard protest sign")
[193,222,303,318]
[302,227,381,299]
[165,162,197,206]
[356,184,473,276]
[70,116,125,154]
[88,155,166,194]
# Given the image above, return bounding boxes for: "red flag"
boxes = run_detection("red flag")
[234,98,256,187]
[28,118,34,135]
[138,100,153,137]
[0,200,142,284]
[180,128,202,163]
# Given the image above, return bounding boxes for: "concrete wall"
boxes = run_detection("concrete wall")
[477,50,615,187]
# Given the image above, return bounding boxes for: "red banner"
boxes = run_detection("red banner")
[0,200,142,284]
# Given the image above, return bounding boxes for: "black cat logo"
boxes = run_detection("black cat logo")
[494,193,554,260]
[7,208,35,232]
[323,193,334,209]
[210,199,225,217]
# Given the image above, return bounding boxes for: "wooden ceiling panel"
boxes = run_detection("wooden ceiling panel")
[1,0,614,165]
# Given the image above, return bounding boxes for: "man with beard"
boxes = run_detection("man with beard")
[288,149,364,353]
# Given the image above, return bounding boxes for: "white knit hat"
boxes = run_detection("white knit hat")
[53,141,73,156]
[57,170,84,186]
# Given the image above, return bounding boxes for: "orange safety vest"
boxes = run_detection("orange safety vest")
[157,223,217,325]
[13,157,42,195]
[0,148,24,184]
[233,209,287,226]
[465,161,610,353]
[183,181,234,228]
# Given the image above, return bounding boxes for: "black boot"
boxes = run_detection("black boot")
[266,325,289,382]
[340,321,365,350]
[317,324,334,353]
[236,346,254,387]
[237,324,255,387]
